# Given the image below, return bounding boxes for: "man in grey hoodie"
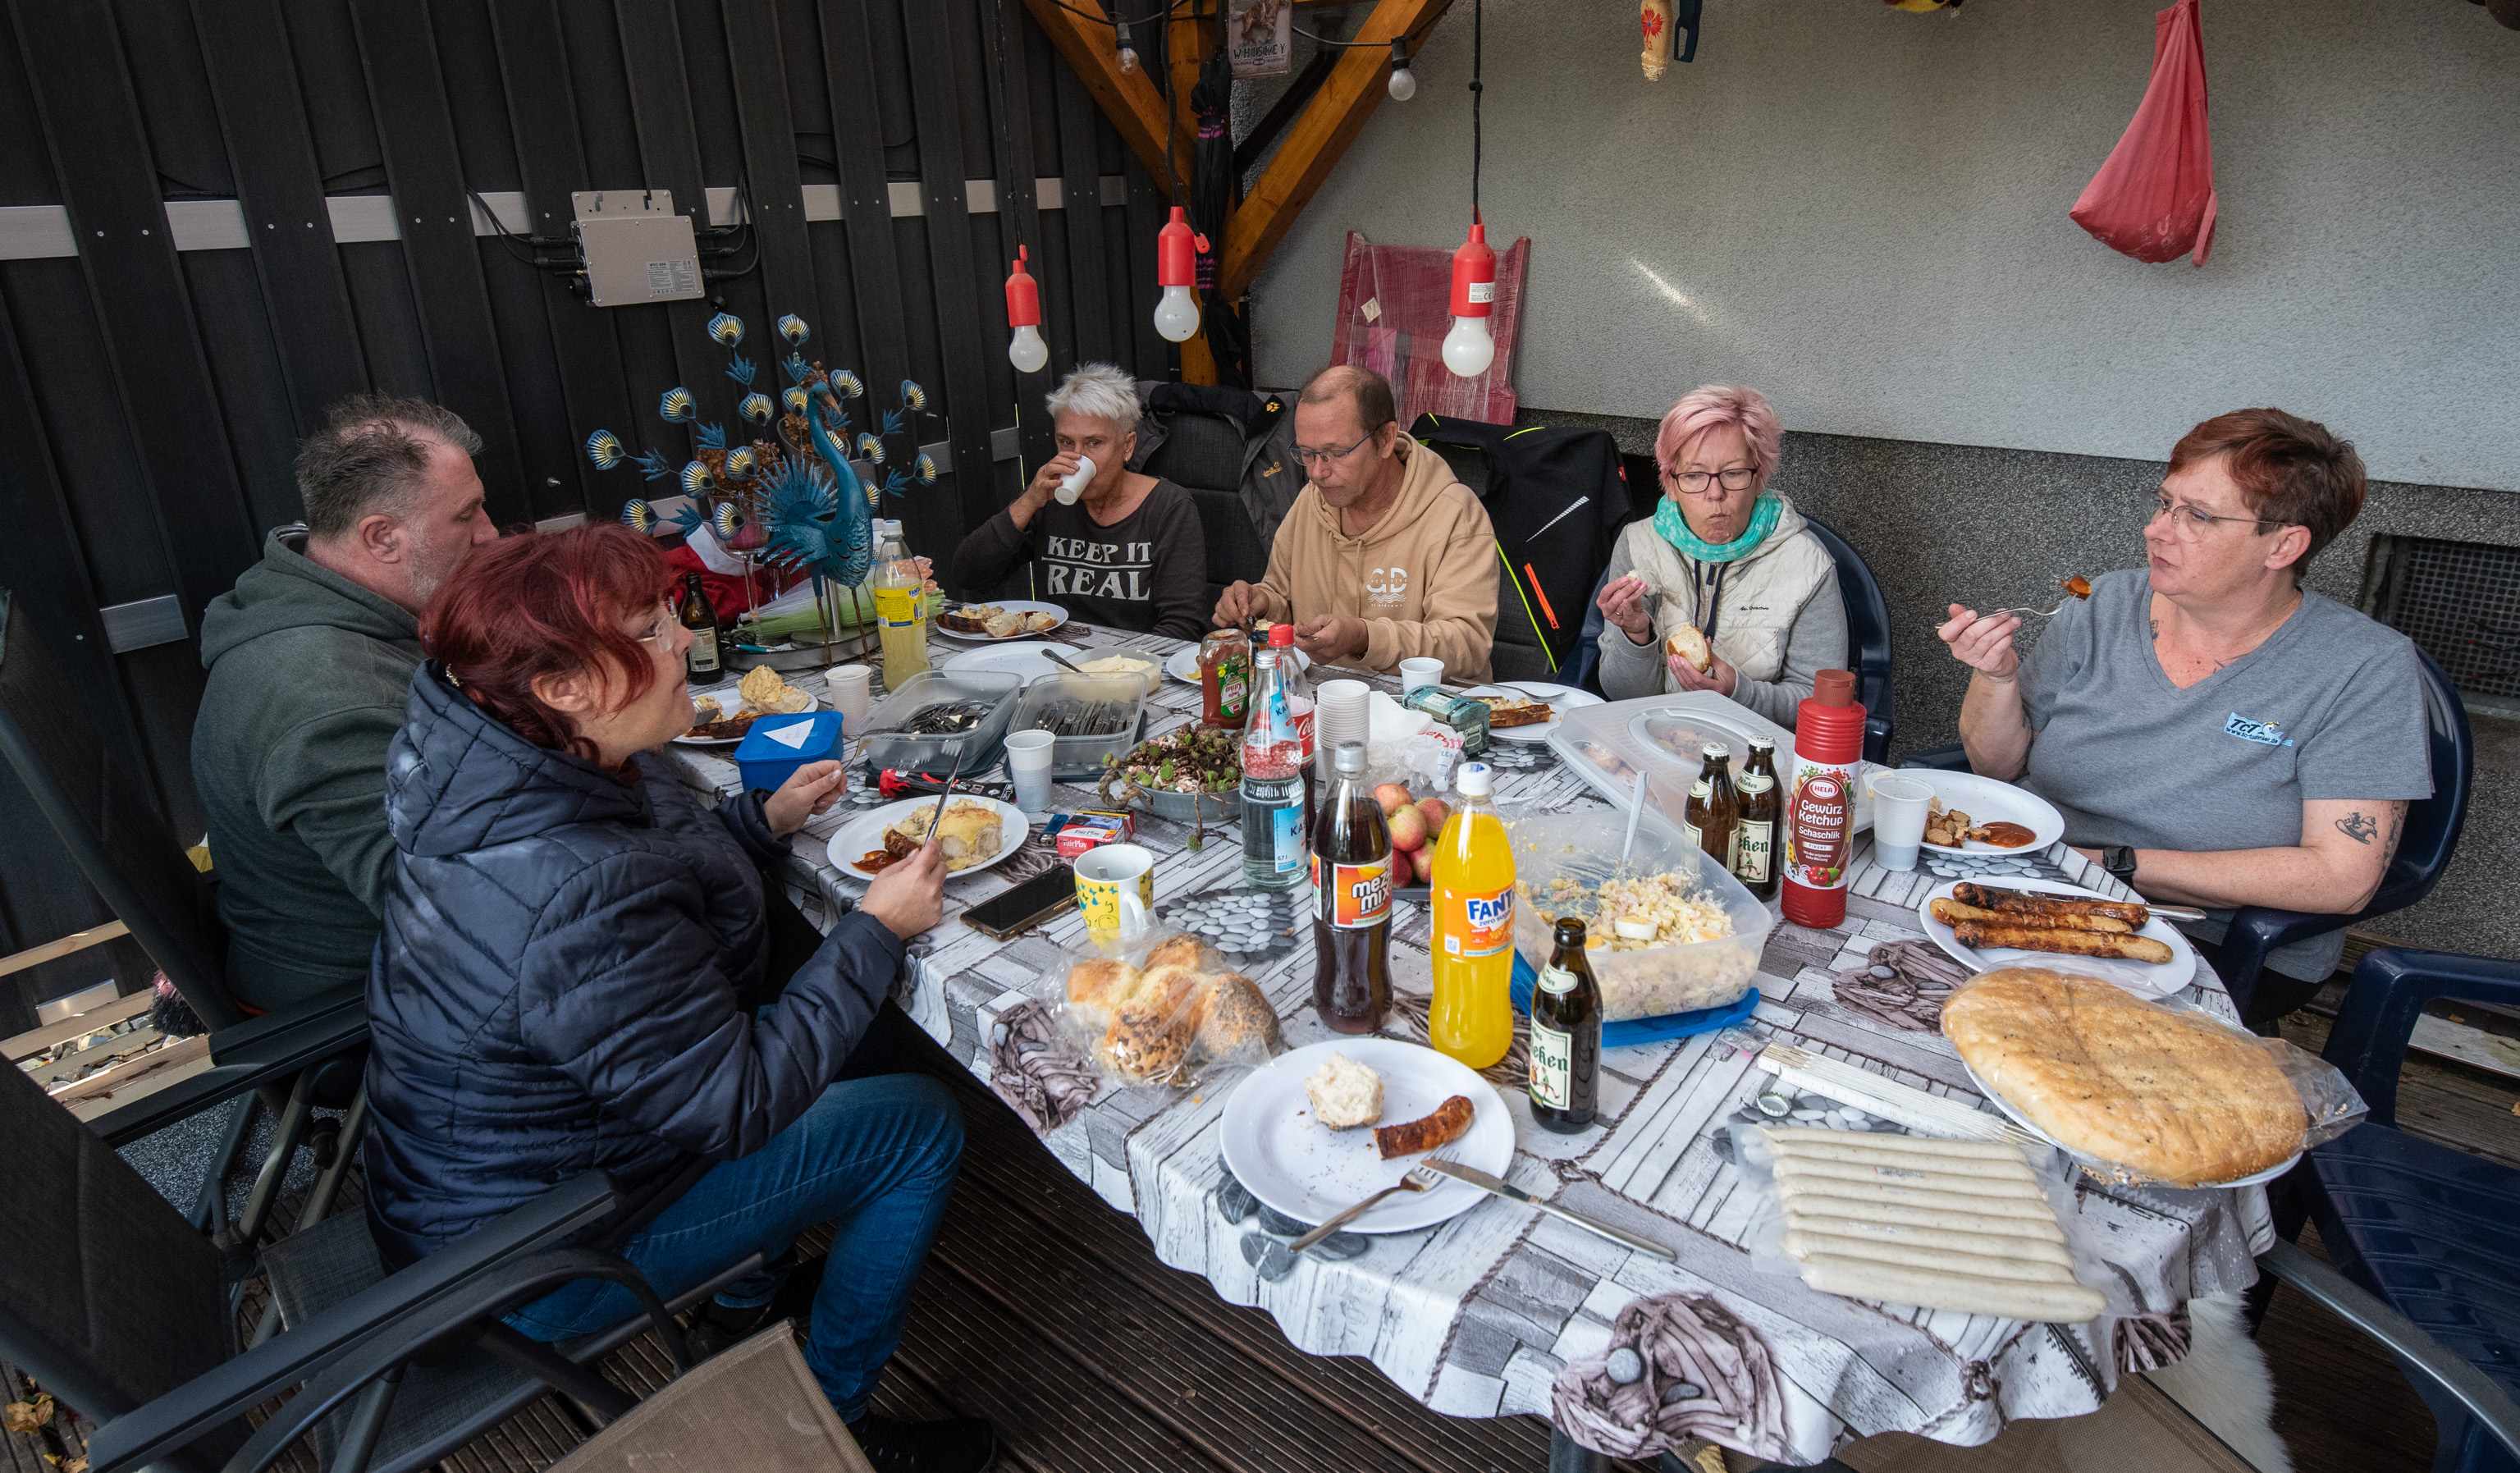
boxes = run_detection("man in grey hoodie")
[193,396,498,1010]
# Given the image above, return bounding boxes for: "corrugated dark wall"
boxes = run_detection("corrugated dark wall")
[0,0,1173,1028]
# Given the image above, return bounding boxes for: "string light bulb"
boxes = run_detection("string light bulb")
[1116,20,1138,73]
[1388,38,1416,101]
[1153,206,1205,344]
[1004,245,1048,373]
[1442,215,1498,378]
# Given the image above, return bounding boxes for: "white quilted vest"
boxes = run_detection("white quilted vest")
[1617,496,1835,689]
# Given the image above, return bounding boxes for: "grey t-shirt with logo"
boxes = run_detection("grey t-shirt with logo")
[2015,569,2432,982]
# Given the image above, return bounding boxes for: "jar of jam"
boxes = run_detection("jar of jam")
[1200,626,1251,728]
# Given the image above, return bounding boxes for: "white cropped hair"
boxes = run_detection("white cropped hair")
[1045,362,1141,431]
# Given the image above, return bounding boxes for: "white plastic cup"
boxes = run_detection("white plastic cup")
[1315,678,1370,782]
[824,664,874,730]
[1868,773,1936,873]
[1004,728,1056,812]
[1398,656,1445,694]
[1054,455,1097,505]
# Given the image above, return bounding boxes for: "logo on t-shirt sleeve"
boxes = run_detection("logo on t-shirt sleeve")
[2223,712,2295,748]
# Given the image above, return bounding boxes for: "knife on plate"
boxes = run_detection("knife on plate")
[1417,1159,1676,1260]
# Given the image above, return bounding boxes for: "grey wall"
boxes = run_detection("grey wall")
[1249,0,2520,492]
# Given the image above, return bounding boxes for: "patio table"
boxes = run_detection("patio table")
[668,623,2274,1467]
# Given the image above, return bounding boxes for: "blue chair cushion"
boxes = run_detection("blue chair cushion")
[2308,1121,2520,1403]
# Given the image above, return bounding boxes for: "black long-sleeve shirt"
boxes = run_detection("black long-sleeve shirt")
[952,478,1208,641]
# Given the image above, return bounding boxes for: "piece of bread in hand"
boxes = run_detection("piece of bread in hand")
[1666,624,1713,674]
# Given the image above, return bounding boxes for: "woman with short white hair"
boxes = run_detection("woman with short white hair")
[952,363,1208,639]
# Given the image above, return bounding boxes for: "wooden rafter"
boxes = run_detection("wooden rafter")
[1021,0,1178,189]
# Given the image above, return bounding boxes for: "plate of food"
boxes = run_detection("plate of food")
[1905,771,2065,854]
[1219,1037,1513,1234]
[1095,721,1242,822]
[1459,681,1602,743]
[1946,968,2305,1188]
[1163,643,1311,684]
[825,794,1026,881]
[940,642,1086,685]
[934,601,1068,641]
[671,664,821,746]
[1919,879,2194,997]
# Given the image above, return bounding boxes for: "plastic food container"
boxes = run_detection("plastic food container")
[1010,672,1148,781]
[1547,694,1795,830]
[1505,807,1772,1022]
[1057,644,1164,698]
[859,670,1021,778]
[733,711,848,792]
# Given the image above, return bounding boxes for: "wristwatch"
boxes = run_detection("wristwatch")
[2102,845,2139,883]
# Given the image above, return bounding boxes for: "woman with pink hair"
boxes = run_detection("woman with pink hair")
[1594,385,1846,725]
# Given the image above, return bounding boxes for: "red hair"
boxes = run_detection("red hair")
[2167,408,2366,579]
[420,524,674,765]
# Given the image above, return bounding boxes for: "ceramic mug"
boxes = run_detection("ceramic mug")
[1075,843,1155,938]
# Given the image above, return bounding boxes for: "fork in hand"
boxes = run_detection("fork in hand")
[1288,1160,1450,1254]
[1985,574,2088,620]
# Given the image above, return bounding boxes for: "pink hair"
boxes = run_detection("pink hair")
[1655,385,1784,485]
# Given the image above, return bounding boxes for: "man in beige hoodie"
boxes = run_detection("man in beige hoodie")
[1214,366,1499,683]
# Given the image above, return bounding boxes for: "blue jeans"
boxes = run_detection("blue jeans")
[505,1073,963,1420]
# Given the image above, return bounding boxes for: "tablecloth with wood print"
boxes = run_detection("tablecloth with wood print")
[667,624,2272,1464]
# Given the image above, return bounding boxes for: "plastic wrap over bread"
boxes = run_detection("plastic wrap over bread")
[1052,929,1284,1087]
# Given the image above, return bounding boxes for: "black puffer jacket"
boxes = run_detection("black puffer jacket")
[362,664,903,1269]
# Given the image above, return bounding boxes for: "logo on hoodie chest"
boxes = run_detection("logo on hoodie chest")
[1364,564,1408,608]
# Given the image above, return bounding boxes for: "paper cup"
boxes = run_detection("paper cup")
[1075,843,1155,939]
[1868,773,1935,872]
[1004,729,1055,812]
[1398,656,1445,694]
[1315,679,1370,781]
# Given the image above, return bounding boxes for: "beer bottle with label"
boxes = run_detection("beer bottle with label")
[1734,767,1780,900]
[1528,917,1602,1133]
[1743,734,1778,788]
[679,572,721,684]
[1688,742,1740,872]
[1310,740,1391,1033]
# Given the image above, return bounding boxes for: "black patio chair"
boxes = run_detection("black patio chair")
[0,587,371,1242]
[1139,401,1269,609]
[1900,646,2472,1027]
[0,1050,757,1473]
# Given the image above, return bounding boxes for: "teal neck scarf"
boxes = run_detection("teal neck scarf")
[1653,493,1781,564]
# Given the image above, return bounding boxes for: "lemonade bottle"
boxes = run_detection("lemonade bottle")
[1429,761,1516,1069]
[871,519,928,687]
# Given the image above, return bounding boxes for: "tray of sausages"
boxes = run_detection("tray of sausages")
[1919,880,2197,999]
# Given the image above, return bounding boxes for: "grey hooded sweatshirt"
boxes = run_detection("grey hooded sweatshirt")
[193,528,423,1009]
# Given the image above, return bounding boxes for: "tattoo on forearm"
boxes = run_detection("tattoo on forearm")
[2336,811,2378,844]
[2381,803,2407,867]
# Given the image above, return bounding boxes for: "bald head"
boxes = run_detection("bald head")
[1297,364,1396,437]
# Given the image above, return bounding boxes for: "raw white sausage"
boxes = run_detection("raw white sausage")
[1778,1215,2074,1267]
[1772,1157,2047,1204]
[1781,1194,2066,1242]
[1797,1256,2105,1323]
[1783,1228,2079,1282]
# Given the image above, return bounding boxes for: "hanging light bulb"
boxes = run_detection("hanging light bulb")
[1004,245,1049,373]
[1116,20,1139,73]
[1442,214,1498,378]
[1388,38,1416,101]
[1153,206,1204,344]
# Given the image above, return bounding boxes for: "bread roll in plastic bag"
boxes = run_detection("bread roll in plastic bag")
[1053,929,1284,1086]
[2070,0,2218,267]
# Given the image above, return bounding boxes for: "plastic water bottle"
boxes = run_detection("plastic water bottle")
[1240,626,1306,890]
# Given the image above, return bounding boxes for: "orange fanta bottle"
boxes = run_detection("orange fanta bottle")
[1429,761,1516,1070]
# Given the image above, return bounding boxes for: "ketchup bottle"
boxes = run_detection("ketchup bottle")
[1781,669,1865,930]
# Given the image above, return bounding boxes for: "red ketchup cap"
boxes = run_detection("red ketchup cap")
[1813,670,1855,707]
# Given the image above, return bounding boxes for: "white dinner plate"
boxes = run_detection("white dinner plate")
[940,642,1084,685]
[1960,1044,2299,1189]
[1919,879,2197,1000]
[1162,643,1312,684]
[932,599,1068,641]
[1219,1037,1513,1234]
[669,689,782,748]
[823,795,1030,881]
[1903,771,2066,855]
[1459,681,1605,743]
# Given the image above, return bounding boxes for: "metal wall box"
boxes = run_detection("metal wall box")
[571,190,702,307]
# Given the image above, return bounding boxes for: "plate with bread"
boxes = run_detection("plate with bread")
[1219,1037,1512,1234]
[826,794,1026,881]
[672,667,820,746]
[934,600,1068,641]
[1919,879,2195,998]
[1945,967,2306,1187]
[1458,681,1601,743]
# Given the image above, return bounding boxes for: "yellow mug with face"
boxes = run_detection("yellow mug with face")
[1074,844,1155,939]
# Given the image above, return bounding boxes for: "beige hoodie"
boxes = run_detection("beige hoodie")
[1254,438,1499,683]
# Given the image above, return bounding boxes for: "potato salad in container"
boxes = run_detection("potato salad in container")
[1507,810,1772,1022]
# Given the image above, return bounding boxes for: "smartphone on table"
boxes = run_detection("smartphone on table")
[959,864,1077,940]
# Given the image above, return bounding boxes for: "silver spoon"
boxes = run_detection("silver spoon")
[1043,647,1087,676]
[1289,1162,1447,1253]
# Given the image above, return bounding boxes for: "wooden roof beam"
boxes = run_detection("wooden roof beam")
[1021,0,1178,188]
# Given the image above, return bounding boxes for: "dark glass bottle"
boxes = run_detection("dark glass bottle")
[1310,740,1391,1034]
[679,572,721,684]
[1690,742,1740,872]
[1734,769,1780,900]
[1529,917,1602,1133]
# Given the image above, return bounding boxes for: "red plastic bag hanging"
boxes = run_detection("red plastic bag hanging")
[2070,0,2218,267]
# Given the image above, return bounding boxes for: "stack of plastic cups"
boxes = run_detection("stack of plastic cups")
[1314,679,1370,785]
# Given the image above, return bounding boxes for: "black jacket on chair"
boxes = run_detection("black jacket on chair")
[1408,415,1632,675]
[362,664,903,1269]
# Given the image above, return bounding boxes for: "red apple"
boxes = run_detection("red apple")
[1410,845,1436,883]
[1374,782,1415,817]
[1416,797,1452,835]
[1387,804,1429,852]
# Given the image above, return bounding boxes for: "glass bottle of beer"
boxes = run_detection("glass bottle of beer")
[1734,766,1780,900]
[1310,740,1391,1033]
[1529,917,1602,1133]
[679,572,721,684]
[1743,734,1778,789]
[1691,742,1740,873]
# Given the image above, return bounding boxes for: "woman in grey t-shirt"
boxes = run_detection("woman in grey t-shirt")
[1936,408,2431,1014]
